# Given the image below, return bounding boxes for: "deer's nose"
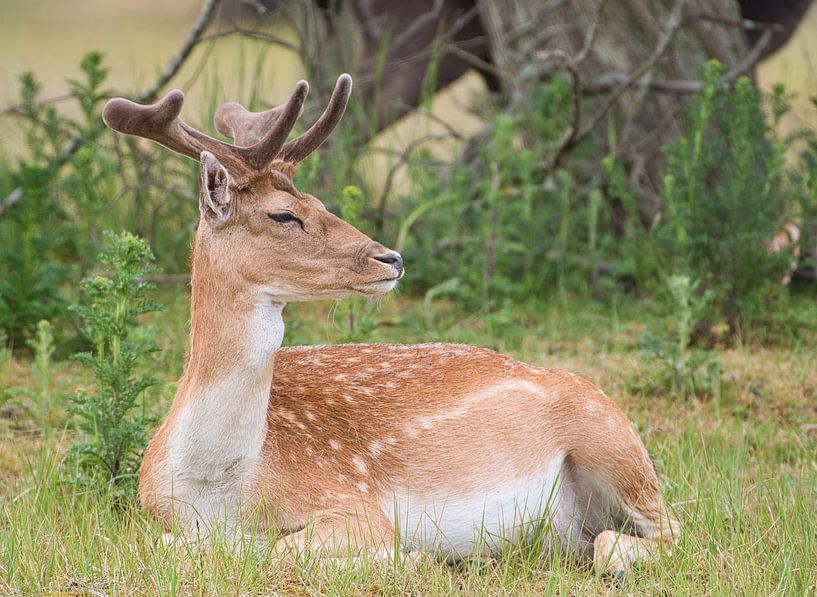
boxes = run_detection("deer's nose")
[373,251,403,276]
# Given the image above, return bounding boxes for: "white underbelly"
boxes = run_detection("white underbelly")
[382,454,577,558]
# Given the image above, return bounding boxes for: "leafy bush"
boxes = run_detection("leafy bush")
[0,54,111,346]
[398,77,613,319]
[0,52,198,348]
[65,231,161,501]
[649,61,795,331]
[641,275,721,400]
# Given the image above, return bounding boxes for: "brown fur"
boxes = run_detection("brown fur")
[260,345,674,550]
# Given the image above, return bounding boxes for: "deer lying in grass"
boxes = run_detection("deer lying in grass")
[102,75,678,576]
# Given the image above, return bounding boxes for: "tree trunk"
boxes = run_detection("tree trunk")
[267,0,808,218]
[477,0,750,221]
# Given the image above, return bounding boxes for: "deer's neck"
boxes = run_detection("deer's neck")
[167,249,284,482]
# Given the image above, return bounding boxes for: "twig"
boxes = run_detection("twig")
[375,132,454,231]
[144,273,192,285]
[389,0,446,55]
[0,188,22,219]
[0,0,222,220]
[685,12,785,33]
[136,0,221,103]
[355,5,482,87]
[446,44,504,78]
[539,0,608,173]
[584,26,774,96]
[574,0,609,65]
[541,51,582,173]
[2,93,75,117]
[483,162,500,306]
[198,27,300,52]
[391,101,466,141]
[584,74,701,95]
[724,27,774,83]
[576,0,688,142]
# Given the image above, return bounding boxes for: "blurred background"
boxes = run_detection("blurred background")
[1,0,817,359]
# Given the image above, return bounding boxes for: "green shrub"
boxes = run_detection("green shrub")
[640,275,721,400]
[0,52,198,348]
[0,54,111,346]
[398,77,612,317]
[650,61,795,331]
[65,231,161,501]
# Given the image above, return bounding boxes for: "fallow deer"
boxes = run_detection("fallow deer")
[102,75,678,576]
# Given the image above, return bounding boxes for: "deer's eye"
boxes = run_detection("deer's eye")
[268,212,303,227]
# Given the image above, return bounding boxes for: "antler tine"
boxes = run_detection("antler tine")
[237,81,309,170]
[215,80,309,148]
[214,102,271,146]
[280,74,353,164]
[102,90,251,175]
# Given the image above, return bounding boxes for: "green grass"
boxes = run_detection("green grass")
[1,295,816,595]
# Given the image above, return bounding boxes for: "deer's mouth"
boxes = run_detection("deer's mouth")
[352,277,401,296]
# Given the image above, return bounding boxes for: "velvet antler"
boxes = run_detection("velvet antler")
[214,74,352,165]
[102,80,310,174]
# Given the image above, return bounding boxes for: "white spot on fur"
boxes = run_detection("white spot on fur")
[357,481,369,493]
[352,455,368,475]
[368,440,383,457]
[305,411,317,421]
[329,439,342,451]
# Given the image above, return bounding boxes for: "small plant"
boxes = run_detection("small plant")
[27,319,55,420]
[334,185,383,343]
[641,275,721,400]
[0,330,10,371]
[65,231,161,501]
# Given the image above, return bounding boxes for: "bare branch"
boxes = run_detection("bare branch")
[574,0,609,65]
[376,132,454,230]
[538,0,609,173]
[0,188,22,219]
[136,0,222,103]
[685,12,785,33]
[446,44,504,79]
[390,101,467,141]
[575,0,688,142]
[584,26,774,96]
[198,27,301,52]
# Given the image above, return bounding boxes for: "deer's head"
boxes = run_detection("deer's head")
[102,75,402,302]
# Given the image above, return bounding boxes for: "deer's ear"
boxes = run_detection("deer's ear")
[199,151,235,228]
